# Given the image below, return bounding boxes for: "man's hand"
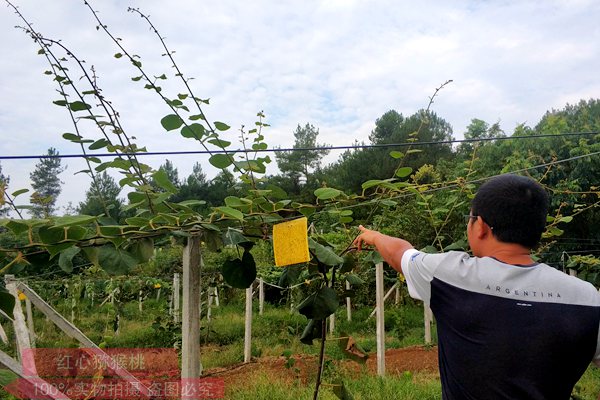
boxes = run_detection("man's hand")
[353,225,381,251]
[352,225,414,274]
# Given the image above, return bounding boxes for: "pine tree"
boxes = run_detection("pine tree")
[0,162,10,216]
[78,172,123,220]
[29,147,66,218]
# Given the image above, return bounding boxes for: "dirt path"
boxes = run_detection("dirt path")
[204,346,439,388]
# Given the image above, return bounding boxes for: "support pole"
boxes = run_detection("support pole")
[207,287,213,322]
[259,278,265,316]
[181,236,202,379]
[394,284,400,305]
[12,279,152,398]
[173,273,180,324]
[25,298,36,348]
[329,314,335,335]
[345,281,352,322]
[5,276,36,375]
[424,304,433,344]
[214,286,220,307]
[375,262,385,377]
[0,323,9,345]
[369,282,399,319]
[244,285,253,363]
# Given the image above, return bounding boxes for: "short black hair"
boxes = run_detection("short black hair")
[471,174,549,249]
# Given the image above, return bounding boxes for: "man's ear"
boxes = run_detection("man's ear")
[475,216,492,239]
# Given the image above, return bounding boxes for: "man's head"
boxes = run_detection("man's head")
[470,174,549,249]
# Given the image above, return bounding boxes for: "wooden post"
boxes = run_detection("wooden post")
[244,284,253,363]
[173,273,180,324]
[0,348,71,400]
[5,275,36,375]
[394,284,400,305]
[138,290,143,312]
[569,269,577,277]
[214,286,220,307]
[259,278,265,316]
[207,287,213,322]
[369,282,399,319]
[424,304,433,344]
[13,279,153,397]
[181,236,202,379]
[375,263,385,377]
[0,323,9,345]
[329,314,335,335]
[25,298,36,348]
[345,281,352,322]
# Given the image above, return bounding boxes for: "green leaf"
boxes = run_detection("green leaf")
[11,189,29,198]
[5,220,30,235]
[340,255,357,274]
[208,138,232,148]
[152,169,178,193]
[128,238,154,263]
[300,319,323,345]
[214,206,244,221]
[58,246,81,273]
[390,151,404,159]
[177,199,206,208]
[314,187,342,200]
[125,217,150,227]
[38,226,65,244]
[406,149,423,154]
[549,227,564,236]
[114,53,123,59]
[332,380,355,400]
[278,264,303,288]
[309,238,344,266]
[62,133,82,142]
[0,285,15,316]
[53,100,68,107]
[395,167,413,178]
[88,138,110,150]
[224,196,244,208]
[297,287,339,320]
[180,123,206,139]
[559,216,573,223]
[52,215,96,228]
[345,274,364,285]
[221,251,256,289]
[160,114,184,131]
[209,154,233,169]
[213,121,230,131]
[338,337,368,365]
[68,101,92,112]
[189,114,205,121]
[223,228,251,246]
[380,199,397,207]
[98,245,138,275]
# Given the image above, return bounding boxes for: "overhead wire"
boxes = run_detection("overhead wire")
[0,131,599,161]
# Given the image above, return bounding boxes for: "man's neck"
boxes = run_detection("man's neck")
[478,243,534,265]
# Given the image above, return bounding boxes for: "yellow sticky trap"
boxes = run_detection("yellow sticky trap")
[273,217,310,267]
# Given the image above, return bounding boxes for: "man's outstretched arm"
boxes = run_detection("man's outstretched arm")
[353,225,414,274]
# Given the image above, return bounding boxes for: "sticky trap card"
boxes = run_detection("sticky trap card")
[273,217,310,267]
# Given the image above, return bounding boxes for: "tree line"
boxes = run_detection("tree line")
[2,98,600,256]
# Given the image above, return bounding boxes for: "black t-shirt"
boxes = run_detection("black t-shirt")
[402,250,600,400]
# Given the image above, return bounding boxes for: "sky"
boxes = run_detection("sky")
[1,0,599,215]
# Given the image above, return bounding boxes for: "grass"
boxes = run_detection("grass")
[225,371,442,400]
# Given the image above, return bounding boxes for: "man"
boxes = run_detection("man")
[354,174,600,399]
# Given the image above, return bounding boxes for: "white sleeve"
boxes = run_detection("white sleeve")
[401,249,440,305]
